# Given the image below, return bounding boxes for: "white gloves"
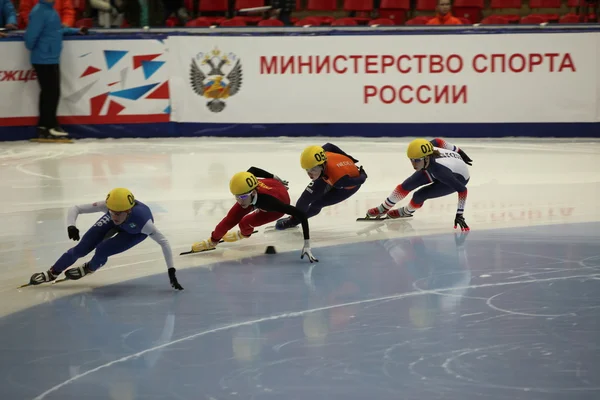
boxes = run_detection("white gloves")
[301,239,318,263]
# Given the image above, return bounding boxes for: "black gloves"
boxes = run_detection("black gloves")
[458,149,473,166]
[454,213,470,231]
[67,225,80,241]
[168,268,184,290]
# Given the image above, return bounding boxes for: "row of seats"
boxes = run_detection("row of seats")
[182,0,593,25]
[70,0,596,28]
[177,12,585,26]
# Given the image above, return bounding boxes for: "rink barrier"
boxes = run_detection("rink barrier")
[0,25,599,141]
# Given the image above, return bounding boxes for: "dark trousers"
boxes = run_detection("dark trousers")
[32,63,60,129]
[51,213,147,273]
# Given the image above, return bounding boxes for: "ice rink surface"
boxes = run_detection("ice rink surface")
[0,137,599,400]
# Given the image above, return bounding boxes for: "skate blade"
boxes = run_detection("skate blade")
[356,216,390,221]
[17,277,67,289]
[30,138,73,144]
[180,247,216,256]
[264,225,299,233]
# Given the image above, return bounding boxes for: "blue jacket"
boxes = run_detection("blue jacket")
[0,0,16,26]
[23,1,78,65]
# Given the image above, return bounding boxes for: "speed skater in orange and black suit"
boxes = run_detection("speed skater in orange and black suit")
[275,143,368,230]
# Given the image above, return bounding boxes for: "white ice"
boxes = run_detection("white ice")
[0,136,599,316]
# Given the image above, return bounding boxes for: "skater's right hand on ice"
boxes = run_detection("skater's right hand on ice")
[454,213,470,231]
[301,240,319,263]
[68,225,80,241]
[168,268,184,290]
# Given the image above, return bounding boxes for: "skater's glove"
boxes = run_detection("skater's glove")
[458,149,473,166]
[68,225,80,241]
[168,268,184,290]
[301,240,319,263]
[222,230,250,243]
[359,165,368,179]
[454,213,470,231]
[273,175,289,190]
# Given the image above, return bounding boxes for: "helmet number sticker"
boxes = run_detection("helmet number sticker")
[314,151,325,162]
[421,143,433,154]
[127,194,134,205]
[246,175,258,188]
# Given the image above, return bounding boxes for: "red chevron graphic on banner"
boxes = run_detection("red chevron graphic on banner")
[133,54,161,70]
[146,81,169,99]
[80,66,101,78]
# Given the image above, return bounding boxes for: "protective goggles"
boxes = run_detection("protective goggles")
[306,166,322,174]
[235,192,253,200]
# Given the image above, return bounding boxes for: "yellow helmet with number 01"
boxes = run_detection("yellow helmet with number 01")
[300,145,327,170]
[230,171,259,196]
[106,188,135,212]
[407,138,435,159]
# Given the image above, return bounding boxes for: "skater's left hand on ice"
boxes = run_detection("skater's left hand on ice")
[454,213,470,231]
[301,240,318,263]
[168,268,183,290]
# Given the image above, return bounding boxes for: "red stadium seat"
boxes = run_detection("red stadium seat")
[559,13,581,23]
[519,14,546,23]
[306,0,337,24]
[198,0,228,24]
[480,15,510,23]
[186,17,213,26]
[405,16,433,24]
[528,0,561,22]
[488,0,522,22]
[332,17,359,25]
[258,18,285,26]
[452,0,484,23]
[368,18,395,25]
[415,0,436,10]
[379,0,410,25]
[219,18,247,26]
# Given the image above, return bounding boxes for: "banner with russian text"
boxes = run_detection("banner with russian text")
[168,33,597,124]
[0,39,170,126]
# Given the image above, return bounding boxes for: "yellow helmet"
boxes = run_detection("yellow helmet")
[229,171,259,196]
[300,145,327,170]
[106,188,135,212]
[407,138,435,159]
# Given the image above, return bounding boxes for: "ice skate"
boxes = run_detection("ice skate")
[30,126,73,144]
[64,263,93,280]
[29,268,58,285]
[386,207,414,219]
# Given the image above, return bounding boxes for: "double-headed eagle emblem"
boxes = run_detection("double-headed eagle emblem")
[190,48,243,113]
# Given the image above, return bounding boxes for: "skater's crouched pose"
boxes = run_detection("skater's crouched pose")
[29,188,183,290]
[365,138,473,231]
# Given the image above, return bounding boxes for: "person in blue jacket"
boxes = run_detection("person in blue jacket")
[24,0,88,140]
[0,0,17,33]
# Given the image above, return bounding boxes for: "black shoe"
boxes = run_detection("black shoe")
[36,127,50,139]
